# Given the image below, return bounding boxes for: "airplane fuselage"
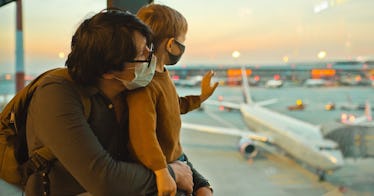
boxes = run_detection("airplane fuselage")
[240,104,344,171]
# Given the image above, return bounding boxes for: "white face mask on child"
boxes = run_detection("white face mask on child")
[115,54,157,90]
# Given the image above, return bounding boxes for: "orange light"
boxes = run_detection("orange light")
[311,69,336,78]
[5,74,12,80]
[227,69,252,76]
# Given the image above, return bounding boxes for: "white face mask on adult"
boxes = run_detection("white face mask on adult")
[115,54,157,90]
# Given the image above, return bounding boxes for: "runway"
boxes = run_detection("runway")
[178,85,374,196]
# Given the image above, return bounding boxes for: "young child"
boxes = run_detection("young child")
[126,3,218,196]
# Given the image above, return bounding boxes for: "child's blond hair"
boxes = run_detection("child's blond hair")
[137,4,188,50]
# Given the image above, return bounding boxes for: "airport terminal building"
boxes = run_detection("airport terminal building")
[168,61,374,87]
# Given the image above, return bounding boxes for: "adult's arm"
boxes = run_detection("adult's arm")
[29,80,157,196]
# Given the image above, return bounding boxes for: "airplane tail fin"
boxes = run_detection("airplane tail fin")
[365,100,372,121]
[241,66,253,104]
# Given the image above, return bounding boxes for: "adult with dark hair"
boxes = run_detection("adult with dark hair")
[25,8,193,196]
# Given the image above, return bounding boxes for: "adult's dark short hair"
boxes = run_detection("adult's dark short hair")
[65,8,152,86]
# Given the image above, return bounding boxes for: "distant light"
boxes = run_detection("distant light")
[314,1,329,13]
[24,75,35,81]
[348,114,355,123]
[283,56,289,63]
[341,113,348,123]
[318,51,327,59]
[232,51,240,59]
[356,56,366,62]
[5,74,12,80]
[273,74,281,80]
[172,75,179,81]
[58,52,65,59]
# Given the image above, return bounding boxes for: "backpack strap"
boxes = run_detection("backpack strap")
[20,68,91,187]
[46,68,91,119]
[33,68,91,160]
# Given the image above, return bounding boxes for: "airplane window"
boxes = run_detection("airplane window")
[319,146,339,151]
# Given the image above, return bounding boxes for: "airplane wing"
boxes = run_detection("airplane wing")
[203,98,278,110]
[203,100,241,110]
[256,98,278,107]
[181,122,272,143]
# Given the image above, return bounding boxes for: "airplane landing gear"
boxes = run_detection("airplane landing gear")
[316,169,326,181]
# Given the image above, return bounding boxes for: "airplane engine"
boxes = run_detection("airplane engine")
[238,137,257,158]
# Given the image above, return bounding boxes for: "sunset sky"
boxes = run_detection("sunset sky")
[1,0,373,74]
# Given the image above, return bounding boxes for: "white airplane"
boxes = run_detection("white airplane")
[173,75,202,87]
[182,67,344,181]
[265,79,283,88]
[304,78,326,87]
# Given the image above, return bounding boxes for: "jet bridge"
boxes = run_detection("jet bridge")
[321,122,374,158]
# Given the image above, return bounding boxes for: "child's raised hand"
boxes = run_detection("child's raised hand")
[200,70,219,103]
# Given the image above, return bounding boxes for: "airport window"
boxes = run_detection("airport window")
[0,0,373,195]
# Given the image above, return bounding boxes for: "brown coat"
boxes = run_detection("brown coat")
[127,69,201,170]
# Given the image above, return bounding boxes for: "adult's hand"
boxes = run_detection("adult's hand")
[195,186,213,196]
[169,161,193,194]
